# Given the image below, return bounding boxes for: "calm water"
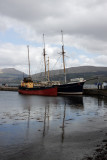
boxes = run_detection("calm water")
[0,91,107,160]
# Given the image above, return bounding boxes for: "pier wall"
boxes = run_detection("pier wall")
[0,86,18,91]
[83,89,107,97]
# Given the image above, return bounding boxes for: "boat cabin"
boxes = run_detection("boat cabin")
[21,77,34,88]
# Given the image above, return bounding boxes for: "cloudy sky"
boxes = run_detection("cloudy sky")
[0,0,107,74]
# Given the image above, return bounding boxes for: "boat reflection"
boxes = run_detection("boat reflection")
[41,96,84,142]
[62,95,83,108]
[17,95,84,143]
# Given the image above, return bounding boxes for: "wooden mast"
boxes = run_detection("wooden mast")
[61,30,66,83]
[48,57,50,81]
[27,45,30,77]
[43,34,47,80]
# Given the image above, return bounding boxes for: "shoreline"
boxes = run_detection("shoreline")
[82,130,107,160]
[83,89,107,97]
[0,86,18,91]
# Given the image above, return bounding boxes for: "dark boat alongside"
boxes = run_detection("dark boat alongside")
[57,81,85,95]
[55,31,85,95]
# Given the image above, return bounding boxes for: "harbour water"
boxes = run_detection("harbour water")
[0,91,107,160]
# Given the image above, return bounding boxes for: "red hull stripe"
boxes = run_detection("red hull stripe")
[18,87,57,96]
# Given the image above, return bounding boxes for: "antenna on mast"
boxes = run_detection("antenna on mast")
[61,30,66,83]
[27,45,30,77]
[61,30,64,46]
[43,34,47,80]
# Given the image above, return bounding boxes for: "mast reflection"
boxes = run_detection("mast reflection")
[43,104,50,137]
[27,105,30,128]
[61,102,66,143]
[26,105,31,139]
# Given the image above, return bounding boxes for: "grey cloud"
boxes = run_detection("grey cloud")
[0,0,107,36]
[0,0,64,21]
[0,0,107,55]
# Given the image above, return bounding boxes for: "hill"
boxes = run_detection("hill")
[0,66,107,84]
[0,68,27,84]
[32,66,107,83]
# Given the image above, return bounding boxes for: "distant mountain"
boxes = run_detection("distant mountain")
[0,66,107,84]
[0,68,24,74]
[0,68,27,84]
[32,66,107,83]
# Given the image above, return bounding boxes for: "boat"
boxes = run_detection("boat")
[18,77,57,96]
[56,78,85,95]
[18,46,57,96]
[55,31,86,95]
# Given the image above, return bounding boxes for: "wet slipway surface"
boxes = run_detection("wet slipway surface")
[0,91,107,160]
